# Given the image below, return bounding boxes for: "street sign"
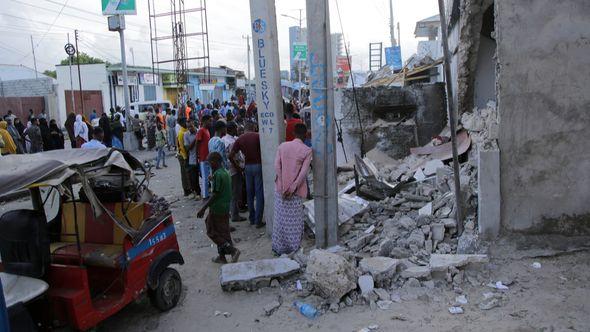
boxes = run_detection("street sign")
[102,0,137,15]
[292,42,307,61]
[64,43,76,56]
[385,46,402,71]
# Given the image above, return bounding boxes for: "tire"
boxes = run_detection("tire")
[149,267,182,311]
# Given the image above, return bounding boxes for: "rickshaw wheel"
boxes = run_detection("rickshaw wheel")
[149,267,182,311]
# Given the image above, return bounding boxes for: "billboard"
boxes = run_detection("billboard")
[102,0,137,15]
[335,55,351,88]
[385,46,402,71]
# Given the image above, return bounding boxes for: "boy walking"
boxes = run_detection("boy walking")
[197,152,241,264]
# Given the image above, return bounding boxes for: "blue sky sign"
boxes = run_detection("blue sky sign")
[102,0,137,16]
[385,46,402,71]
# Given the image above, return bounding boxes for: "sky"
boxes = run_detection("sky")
[0,0,439,75]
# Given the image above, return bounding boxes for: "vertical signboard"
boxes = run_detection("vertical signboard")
[250,0,285,232]
[385,46,402,70]
[335,55,351,88]
[102,0,137,15]
[292,42,308,61]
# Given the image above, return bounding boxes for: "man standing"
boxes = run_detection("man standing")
[272,124,312,255]
[184,121,201,199]
[132,114,145,150]
[197,152,241,264]
[197,115,212,199]
[208,121,228,168]
[176,118,192,197]
[28,118,43,153]
[230,122,265,228]
[166,109,177,151]
[81,127,107,149]
[146,107,156,150]
[89,109,98,122]
[223,122,246,222]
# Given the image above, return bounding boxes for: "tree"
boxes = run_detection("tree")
[43,70,56,79]
[60,52,109,66]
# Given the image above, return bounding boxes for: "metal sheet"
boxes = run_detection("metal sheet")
[304,194,369,234]
[410,130,471,160]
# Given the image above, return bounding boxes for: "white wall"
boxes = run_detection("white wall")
[55,63,109,124]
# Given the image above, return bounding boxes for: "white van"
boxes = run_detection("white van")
[125,100,173,121]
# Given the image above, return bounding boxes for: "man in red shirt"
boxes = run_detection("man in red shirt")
[284,102,303,142]
[197,114,212,198]
[229,121,265,228]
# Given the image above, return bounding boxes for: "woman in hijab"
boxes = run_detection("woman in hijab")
[64,112,76,149]
[99,113,112,147]
[0,121,17,155]
[73,114,89,148]
[49,119,65,150]
[6,117,24,154]
[39,118,52,151]
[111,114,124,149]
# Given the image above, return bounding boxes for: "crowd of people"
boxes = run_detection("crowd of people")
[1,95,313,265]
[0,109,64,156]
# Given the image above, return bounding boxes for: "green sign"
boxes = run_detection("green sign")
[292,42,307,61]
[102,0,136,15]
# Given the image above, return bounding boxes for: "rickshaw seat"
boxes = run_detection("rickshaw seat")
[50,242,124,268]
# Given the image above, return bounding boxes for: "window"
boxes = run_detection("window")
[144,85,156,101]
[129,85,139,103]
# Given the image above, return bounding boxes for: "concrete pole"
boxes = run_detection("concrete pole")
[298,9,302,100]
[438,0,463,234]
[307,0,338,248]
[74,30,84,116]
[117,15,132,132]
[249,0,285,233]
[243,34,252,102]
[389,0,397,47]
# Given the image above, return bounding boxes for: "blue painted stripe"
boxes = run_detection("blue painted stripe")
[125,225,176,263]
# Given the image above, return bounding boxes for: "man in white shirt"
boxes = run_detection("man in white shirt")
[81,127,107,149]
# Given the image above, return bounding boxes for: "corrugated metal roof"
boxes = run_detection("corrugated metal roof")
[0,64,49,81]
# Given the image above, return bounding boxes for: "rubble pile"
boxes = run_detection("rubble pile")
[461,101,499,151]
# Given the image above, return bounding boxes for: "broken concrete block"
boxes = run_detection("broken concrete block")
[431,223,445,241]
[377,300,393,310]
[378,239,395,257]
[400,265,431,279]
[429,254,489,272]
[457,231,480,254]
[359,257,399,284]
[418,202,433,216]
[407,229,425,248]
[348,233,375,251]
[220,258,300,291]
[398,216,417,230]
[441,218,457,229]
[306,249,357,303]
[372,288,390,302]
[358,275,374,295]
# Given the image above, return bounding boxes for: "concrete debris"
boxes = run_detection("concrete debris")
[455,295,468,305]
[400,265,431,279]
[373,288,390,302]
[304,194,369,234]
[377,300,393,310]
[358,257,399,285]
[220,258,300,291]
[448,306,464,314]
[429,254,489,272]
[305,249,357,303]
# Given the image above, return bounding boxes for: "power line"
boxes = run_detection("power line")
[19,0,70,62]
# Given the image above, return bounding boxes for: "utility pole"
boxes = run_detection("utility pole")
[74,30,84,115]
[437,0,463,234]
[67,33,75,114]
[397,22,401,49]
[307,0,338,248]
[389,0,397,47]
[242,34,251,102]
[130,47,135,66]
[30,35,38,78]
[249,0,285,233]
[297,8,303,100]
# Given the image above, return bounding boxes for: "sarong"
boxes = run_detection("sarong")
[272,191,304,255]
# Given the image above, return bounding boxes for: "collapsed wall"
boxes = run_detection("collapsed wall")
[339,83,447,159]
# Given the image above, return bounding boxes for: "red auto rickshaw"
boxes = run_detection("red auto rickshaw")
[0,149,184,331]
